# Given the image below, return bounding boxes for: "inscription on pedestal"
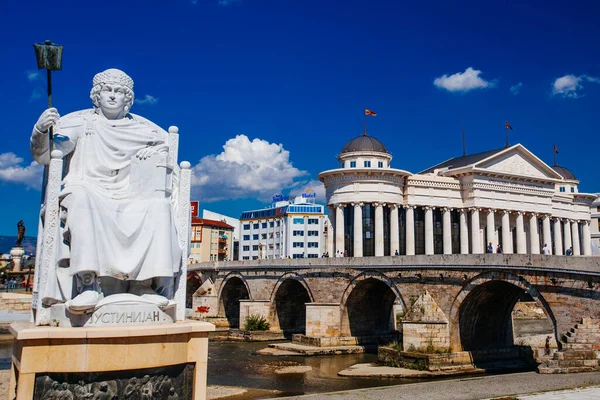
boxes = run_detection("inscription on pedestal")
[33,363,194,399]
[50,303,176,327]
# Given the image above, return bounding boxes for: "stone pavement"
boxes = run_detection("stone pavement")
[277,371,600,400]
[518,386,600,399]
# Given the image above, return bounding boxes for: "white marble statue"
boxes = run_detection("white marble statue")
[30,69,183,313]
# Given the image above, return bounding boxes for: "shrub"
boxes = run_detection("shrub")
[244,314,270,331]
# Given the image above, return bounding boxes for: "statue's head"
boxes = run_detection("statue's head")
[52,382,59,389]
[90,69,135,119]
[99,382,108,392]
[62,383,69,389]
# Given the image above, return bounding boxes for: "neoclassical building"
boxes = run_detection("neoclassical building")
[318,135,596,257]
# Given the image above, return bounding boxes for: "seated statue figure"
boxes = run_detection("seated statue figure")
[30,68,182,312]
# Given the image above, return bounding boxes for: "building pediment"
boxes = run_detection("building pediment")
[474,146,562,180]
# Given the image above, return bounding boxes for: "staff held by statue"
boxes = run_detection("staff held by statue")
[33,40,63,152]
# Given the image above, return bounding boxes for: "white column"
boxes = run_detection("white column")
[353,203,363,258]
[424,206,434,255]
[516,212,526,254]
[563,220,572,254]
[374,203,384,256]
[553,218,563,256]
[335,204,345,256]
[405,206,415,256]
[529,213,540,254]
[501,210,512,254]
[571,220,580,256]
[542,215,552,255]
[460,209,469,254]
[390,204,400,256]
[442,208,452,254]
[470,208,481,254]
[582,221,592,256]
[486,209,496,252]
[327,206,335,256]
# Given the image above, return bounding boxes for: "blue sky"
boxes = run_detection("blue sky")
[0,0,599,235]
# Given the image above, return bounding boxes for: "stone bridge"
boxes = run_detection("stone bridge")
[188,255,600,354]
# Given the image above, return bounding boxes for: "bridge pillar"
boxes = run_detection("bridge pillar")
[335,204,345,256]
[582,221,592,256]
[542,215,552,255]
[501,210,512,253]
[529,213,540,254]
[554,218,563,255]
[405,206,415,255]
[305,303,341,338]
[353,203,363,257]
[516,212,526,254]
[239,300,270,329]
[424,206,434,255]
[442,208,452,254]
[375,203,384,256]
[571,220,581,256]
[470,208,482,254]
[390,205,400,256]
[459,209,469,254]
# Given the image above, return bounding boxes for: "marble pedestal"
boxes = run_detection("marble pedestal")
[9,247,25,273]
[8,320,215,400]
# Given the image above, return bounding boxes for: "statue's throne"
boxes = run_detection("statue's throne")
[31,126,192,326]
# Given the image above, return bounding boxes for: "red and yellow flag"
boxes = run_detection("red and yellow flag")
[365,109,377,116]
[505,121,513,130]
[554,144,559,154]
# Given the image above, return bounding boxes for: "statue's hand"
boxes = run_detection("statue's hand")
[135,147,159,160]
[35,108,60,132]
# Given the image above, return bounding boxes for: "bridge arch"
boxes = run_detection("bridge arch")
[186,272,203,308]
[269,273,314,338]
[449,271,557,352]
[218,272,252,328]
[340,271,406,338]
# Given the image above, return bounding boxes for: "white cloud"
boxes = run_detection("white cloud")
[136,95,158,105]
[0,153,43,190]
[433,67,495,93]
[510,82,523,95]
[191,134,307,202]
[551,74,600,98]
[26,70,42,82]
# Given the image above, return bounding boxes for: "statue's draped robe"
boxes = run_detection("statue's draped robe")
[31,110,182,304]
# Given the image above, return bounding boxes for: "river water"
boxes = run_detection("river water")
[0,338,444,398]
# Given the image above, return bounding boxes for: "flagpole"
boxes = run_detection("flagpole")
[363,107,367,136]
[554,145,557,166]
[505,125,509,148]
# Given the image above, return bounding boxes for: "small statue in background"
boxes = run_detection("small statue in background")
[16,220,25,247]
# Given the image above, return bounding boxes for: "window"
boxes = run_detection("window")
[378,161,383,168]
[252,245,259,251]
[559,187,566,192]
[308,218,318,224]
[293,230,304,236]
[269,233,274,238]
[293,254,304,259]
[276,220,281,227]
[268,244,273,249]
[293,242,304,248]
[261,233,267,239]
[350,161,356,168]
[293,218,304,224]
[242,245,250,251]
[243,235,250,240]
[276,232,280,238]
[364,160,371,167]
[252,256,259,260]
[269,221,274,227]
[243,224,250,230]
[253,223,259,229]
[275,243,280,249]
[252,234,259,240]
[307,254,318,258]
[308,230,318,236]
[308,242,318,248]
[571,187,575,193]
[262,222,267,228]
[243,256,249,260]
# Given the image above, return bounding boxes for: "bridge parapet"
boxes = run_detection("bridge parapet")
[189,254,600,276]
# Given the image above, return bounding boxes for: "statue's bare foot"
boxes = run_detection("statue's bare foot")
[66,291,101,312]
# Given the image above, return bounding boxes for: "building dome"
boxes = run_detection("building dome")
[341,135,389,154]
[552,165,577,180]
